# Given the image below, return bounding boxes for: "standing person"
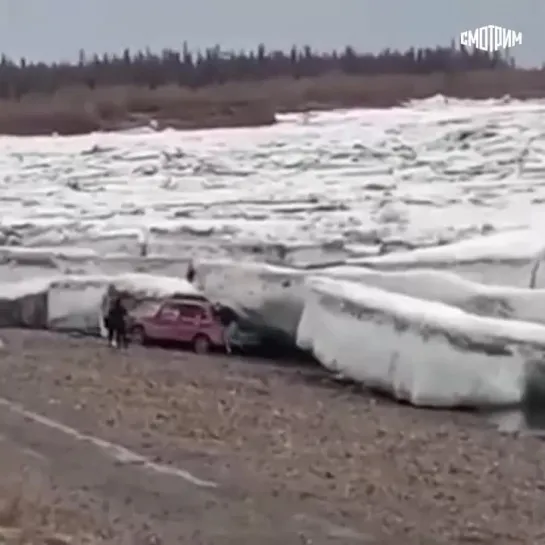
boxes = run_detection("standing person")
[186,260,196,284]
[213,303,237,355]
[105,297,128,348]
[137,228,149,257]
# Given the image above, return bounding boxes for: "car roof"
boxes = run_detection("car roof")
[170,292,208,301]
[164,296,210,305]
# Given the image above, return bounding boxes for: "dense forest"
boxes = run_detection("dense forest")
[0,42,512,99]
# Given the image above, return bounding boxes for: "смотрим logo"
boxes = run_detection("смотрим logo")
[460,25,522,52]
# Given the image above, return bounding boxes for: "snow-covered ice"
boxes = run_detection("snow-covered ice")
[3,97,545,256]
[0,272,200,334]
[192,258,545,343]
[4,96,545,407]
[319,266,545,325]
[193,259,308,340]
[50,272,200,335]
[353,228,545,287]
[297,276,545,407]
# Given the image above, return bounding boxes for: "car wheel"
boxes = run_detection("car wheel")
[193,334,211,355]
[131,325,147,345]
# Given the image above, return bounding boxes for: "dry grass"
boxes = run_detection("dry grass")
[0,447,104,545]
[2,69,545,136]
[0,475,98,544]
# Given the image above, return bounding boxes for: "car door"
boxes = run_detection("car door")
[174,303,207,342]
[146,302,181,340]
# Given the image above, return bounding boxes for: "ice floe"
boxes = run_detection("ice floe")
[194,259,307,342]
[297,276,545,408]
[354,229,545,287]
[3,231,545,408]
[3,99,545,408]
[3,98,545,254]
[0,273,200,335]
[193,252,545,344]
[319,266,545,325]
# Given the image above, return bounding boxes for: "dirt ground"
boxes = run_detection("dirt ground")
[0,330,543,544]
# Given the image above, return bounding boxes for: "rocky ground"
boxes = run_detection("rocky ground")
[0,329,543,544]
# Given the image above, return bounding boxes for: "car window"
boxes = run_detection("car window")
[132,301,161,317]
[176,304,206,319]
[158,304,180,320]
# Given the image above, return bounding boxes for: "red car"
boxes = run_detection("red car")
[128,297,227,354]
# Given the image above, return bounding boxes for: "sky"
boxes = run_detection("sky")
[0,0,542,67]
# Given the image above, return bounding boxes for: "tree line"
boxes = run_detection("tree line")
[0,43,512,100]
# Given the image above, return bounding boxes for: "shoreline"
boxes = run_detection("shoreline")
[2,69,545,136]
[0,329,544,543]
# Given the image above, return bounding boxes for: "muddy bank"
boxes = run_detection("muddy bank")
[3,70,545,135]
[0,95,276,136]
[0,330,543,543]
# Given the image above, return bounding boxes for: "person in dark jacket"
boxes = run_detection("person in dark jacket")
[213,303,237,354]
[186,261,196,284]
[105,297,128,348]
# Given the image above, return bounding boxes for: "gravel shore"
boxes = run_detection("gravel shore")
[0,445,106,544]
[0,329,543,544]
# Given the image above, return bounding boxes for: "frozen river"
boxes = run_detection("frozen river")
[4,95,545,418]
[2,96,545,260]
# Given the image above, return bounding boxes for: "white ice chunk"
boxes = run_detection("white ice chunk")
[297,276,545,408]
